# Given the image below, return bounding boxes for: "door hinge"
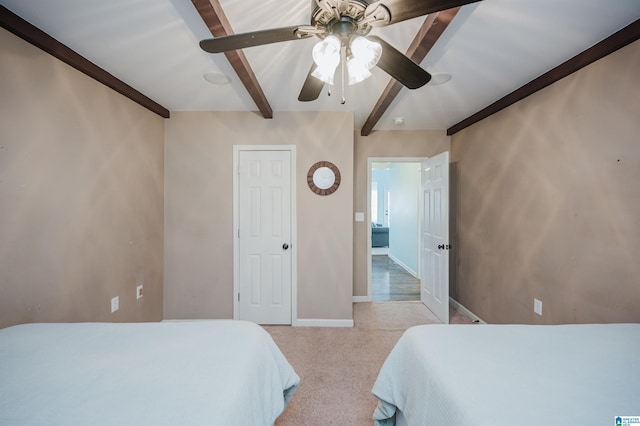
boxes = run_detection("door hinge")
[237,293,240,302]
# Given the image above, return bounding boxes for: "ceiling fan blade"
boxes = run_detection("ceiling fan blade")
[368,36,431,89]
[298,63,325,102]
[367,0,481,26]
[200,25,311,53]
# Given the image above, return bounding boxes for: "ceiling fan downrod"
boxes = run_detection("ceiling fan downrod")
[328,16,358,42]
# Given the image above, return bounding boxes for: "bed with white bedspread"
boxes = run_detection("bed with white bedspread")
[0,320,299,425]
[372,323,640,426]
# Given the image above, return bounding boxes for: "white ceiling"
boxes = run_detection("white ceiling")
[3,0,639,131]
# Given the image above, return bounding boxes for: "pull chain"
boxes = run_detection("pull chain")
[340,46,346,104]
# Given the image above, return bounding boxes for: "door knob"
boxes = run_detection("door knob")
[282,243,289,250]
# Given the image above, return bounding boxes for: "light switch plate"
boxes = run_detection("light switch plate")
[111,296,119,313]
[355,212,365,222]
[534,298,542,316]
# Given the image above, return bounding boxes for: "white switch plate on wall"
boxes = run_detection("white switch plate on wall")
[534,298,542,316]
[136,284,143,300]
[111,296,119,313]
[355,212,365,222]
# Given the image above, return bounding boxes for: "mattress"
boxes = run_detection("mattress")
[372,323,640,425]
[0,320,299,425]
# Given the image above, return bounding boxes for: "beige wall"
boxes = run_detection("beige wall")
[0,29,165,328]
[164,111,354,321]
[353,130,450,297]
[5,20,634,329]
[451,40,640,324]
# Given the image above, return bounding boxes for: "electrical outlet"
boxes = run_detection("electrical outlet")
[534,298,542,316]
[111,296,119,313]
[136,284,143,300]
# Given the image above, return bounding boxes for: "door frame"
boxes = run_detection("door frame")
[233,145,297,324]
[367,157,428,301]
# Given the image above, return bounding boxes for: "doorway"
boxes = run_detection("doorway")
[368,159,424,302]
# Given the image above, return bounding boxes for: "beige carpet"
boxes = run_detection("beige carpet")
[265,302,474,425]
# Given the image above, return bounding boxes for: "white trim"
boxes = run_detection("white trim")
[367,157,429,300]
[233,145,297,325]
[294,319,354,327]
[449,298,485,324]
[352,296,370,303]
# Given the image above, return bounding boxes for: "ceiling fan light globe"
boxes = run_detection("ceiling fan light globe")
[311,65,337,85]
[349,36,382,70]
[347,59,372,85]
[312,35,341,68]
[311,35,341,85]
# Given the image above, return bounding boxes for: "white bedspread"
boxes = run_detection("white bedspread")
[372,324,640,425]
[0,320,299,426]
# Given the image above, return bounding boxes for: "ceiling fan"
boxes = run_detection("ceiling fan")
[199,0,481,102]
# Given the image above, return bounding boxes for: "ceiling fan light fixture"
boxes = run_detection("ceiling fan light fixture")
[347,36,381,85]
[349,36,382,70]
[312,35,341,85]
[347,59,372,85]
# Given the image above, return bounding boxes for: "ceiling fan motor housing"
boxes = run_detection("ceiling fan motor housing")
[330,17,360,43]
[311,0,372,40]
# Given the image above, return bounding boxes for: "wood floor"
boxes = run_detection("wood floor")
[372,255,420,301]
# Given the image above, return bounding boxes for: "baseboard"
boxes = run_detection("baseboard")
[294,318,354,327]
[449,298,486,324]
[388,253,418,278]
[352,296,370,303]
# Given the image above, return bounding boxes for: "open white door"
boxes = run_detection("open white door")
[420,152,449,323]
[237,149,292,324]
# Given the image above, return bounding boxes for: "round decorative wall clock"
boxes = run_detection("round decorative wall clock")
[307,161,341,195]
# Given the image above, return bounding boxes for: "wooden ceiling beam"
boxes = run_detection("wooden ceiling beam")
[192,0,273,119]
[447,18,640,135]
[0,5,170,119]
[361,7,461,136]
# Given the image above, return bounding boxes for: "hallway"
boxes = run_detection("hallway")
[371,255,419,301]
